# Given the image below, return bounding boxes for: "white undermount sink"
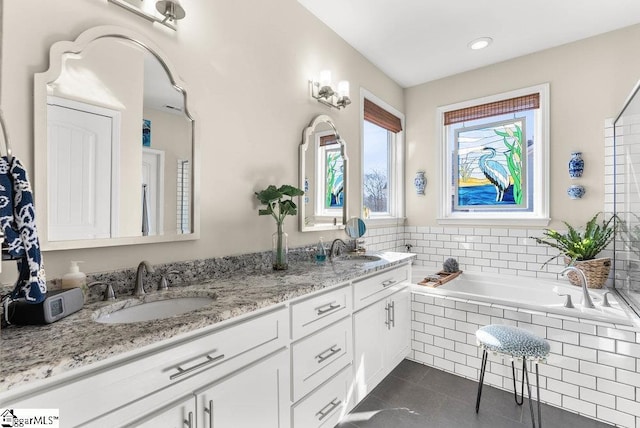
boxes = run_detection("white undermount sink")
[332,254,382,264]
[95,297,214,324]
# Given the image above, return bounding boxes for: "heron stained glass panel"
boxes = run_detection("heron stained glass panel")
[453,117,529,210]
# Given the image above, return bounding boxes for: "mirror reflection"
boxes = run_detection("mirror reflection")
[299,115,348,232]
[35,31,195,249]
[345,218,366,239]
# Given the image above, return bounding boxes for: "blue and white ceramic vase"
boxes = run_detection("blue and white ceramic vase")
[567,184,585,199]
[414,171,426,195]
[568,152,584,179]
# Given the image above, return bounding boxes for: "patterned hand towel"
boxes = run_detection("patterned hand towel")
[0,156,46,303]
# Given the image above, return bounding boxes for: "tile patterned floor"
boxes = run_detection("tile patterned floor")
[337,359,613,428]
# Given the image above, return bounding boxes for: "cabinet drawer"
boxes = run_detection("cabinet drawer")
[291,284,352,340]
[353,265,409,310]
[292,365,353,428]
[291,317,352,401]
[5,307,288,427]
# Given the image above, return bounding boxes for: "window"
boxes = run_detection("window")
[316,133,344,216]
[438,84,550,225]
[361,91,404,219]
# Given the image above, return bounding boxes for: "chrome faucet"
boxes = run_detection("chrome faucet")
[330,239,347,259]
[560,266,595,309]
[133,261,155,296]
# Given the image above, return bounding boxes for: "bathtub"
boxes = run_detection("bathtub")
[411,267,637,326]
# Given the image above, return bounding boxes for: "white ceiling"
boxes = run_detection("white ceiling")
[298,0,640,88]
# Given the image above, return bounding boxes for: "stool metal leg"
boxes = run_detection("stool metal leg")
[522,360,543,428]
[523,361,536,427]
[475,349,488,413]
[511,359,526,405]
[535,362,542,428]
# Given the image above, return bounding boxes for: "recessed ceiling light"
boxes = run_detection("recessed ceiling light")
[468,37,493,50]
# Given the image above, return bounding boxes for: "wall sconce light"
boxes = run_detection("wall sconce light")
[310,70,351,110]
[108,0,186,30]
[156,0,186,23]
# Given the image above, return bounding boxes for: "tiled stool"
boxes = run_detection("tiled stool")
[475,324,550,428]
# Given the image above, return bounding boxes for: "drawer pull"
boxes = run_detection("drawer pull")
[316,398,342,421]
[316,345,342,363]
[170,353,225,380]
[316,302,341,315]
[204,400,214,428]
[384,303,391,329]
[184,411,194,428]
[381,279,397,287]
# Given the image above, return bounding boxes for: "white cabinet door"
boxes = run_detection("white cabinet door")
[196,350,290,428]
[133,395,196,428]
[385,287,411,368]
[353,287,410,403]
[353,299,386,402]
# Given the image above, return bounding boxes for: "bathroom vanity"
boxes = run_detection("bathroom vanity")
[0,252,414,428]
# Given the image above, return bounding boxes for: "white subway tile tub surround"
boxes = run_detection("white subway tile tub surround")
[361,224,407,253]
[410,281,640,428]
[402,225,568,278]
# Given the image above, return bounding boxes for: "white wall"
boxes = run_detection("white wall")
[0,0,403,279]
[405,24,640,230]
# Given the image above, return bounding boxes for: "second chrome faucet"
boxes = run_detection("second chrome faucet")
[133,261,155,296]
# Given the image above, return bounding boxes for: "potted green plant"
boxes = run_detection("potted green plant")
[255,184,304,270]
[530,213,616,288]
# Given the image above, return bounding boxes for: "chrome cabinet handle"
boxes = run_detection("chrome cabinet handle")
[316,302,341,315]
[169,353,225,380]
[384,303,391,329]
[316,398,342,421]
[203,400,214,428]
[381,279,397,287]
[184,411,193,428]
[316,345,342,363]
[390,301,395,328]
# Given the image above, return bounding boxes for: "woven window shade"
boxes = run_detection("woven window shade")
[364,98,402,133]
[444,93,540,126]
[319,135,338,146]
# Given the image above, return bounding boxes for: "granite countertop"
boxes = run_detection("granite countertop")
[0,251,414,393]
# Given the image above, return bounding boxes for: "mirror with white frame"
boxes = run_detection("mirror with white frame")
[299,115,348,232]
[34,26,198,250]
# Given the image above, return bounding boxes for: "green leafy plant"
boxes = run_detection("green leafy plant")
[255,184,304,225]
[255,184,304,270]
[530,213,616,266]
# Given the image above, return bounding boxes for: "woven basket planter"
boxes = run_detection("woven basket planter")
[563,257,611,289]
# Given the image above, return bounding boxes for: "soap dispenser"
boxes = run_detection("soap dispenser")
[315,237,327,263]
[62,261,88,302]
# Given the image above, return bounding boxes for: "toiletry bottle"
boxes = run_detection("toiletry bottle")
[316,237,327,263]
[62,261,88,302]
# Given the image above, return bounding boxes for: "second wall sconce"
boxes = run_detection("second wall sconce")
[108,0,186,30]
[310,70,351,110]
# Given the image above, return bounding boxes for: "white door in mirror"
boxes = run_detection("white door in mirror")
[47,101,114,241]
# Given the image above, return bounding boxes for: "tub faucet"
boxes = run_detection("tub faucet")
[601,291,612,308]
[133,260,155,296]
[560,266,595,309]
